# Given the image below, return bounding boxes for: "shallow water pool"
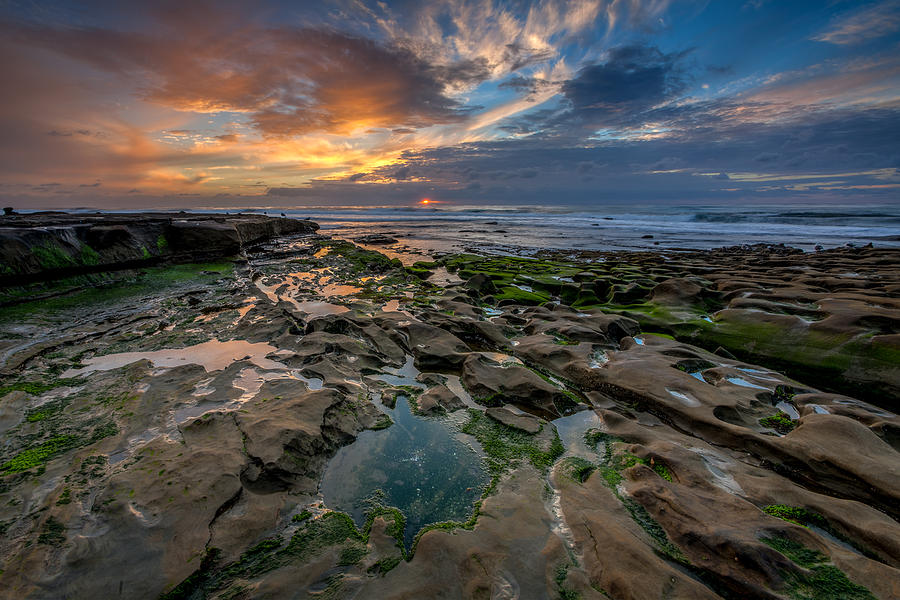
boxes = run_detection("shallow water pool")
[319,396,488,548]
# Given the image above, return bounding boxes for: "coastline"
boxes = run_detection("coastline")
[0,211,897,599]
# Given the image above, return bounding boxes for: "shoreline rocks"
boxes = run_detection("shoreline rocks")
[0,222,897,600]
[0,211,319,286]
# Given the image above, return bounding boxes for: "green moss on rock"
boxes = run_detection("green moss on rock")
[460,409,563,476]
[763,505,827,527]
[760,411,795,434]
[761,535,875,600]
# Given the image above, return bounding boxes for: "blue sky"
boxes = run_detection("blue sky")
[1,0,898,207]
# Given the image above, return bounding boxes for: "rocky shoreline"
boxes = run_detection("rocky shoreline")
[0,211,319,286]
[0,213,897,599]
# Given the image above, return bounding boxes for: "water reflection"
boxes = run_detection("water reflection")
[66,339,284,376]
[319,396,487,548]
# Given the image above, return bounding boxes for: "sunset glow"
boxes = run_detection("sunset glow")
[0,1,898,208]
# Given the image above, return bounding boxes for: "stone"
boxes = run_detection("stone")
[485,406,542,433]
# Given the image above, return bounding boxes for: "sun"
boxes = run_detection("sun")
[420,198,430,205]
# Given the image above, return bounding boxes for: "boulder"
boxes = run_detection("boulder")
[354,234,398,244]
[166,220,242,254]
[402,322,471,370]
[460,353,566,414]
[485,406,543,433]
[464,273,497,295]
[417,385,465,415]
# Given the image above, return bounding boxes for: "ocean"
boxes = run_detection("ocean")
[280,203,900,255]
[35,203,900,255]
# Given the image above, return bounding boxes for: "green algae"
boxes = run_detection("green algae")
[368,555,401,576]
[158,548,223,600]
[314,239,395,274]
[79,244,101,266]
[160,511,379,599]
[337,543,368,566]
[494,286,549,305]
[763,505,827,528]
[1,419,117,474]
[0,262,235,322]
[643,332,676,340]
[460,409,564,476]
[37,516,66,546]
[291,510,312,523]
[0,378,83,398]
[761,505,881,561]
[25,398,71,422]
[760,535,875,600]
[760,411,796,434]
[33,243,76,270]
[1,435,81,474]
[438,251,896,406]
[583,429,685,562]
[555,562,583,600]
[55,488,72,505]
[371,414,393,430]
[560,456,595,483]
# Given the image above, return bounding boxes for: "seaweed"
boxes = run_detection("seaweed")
[460,409,564,476]
[763,505,827,528]
[761,535,875,600]
[367,555,401,576]
[760,411,796,434]
[37,516,66,546]
[561,457,595,483]
[582,429,685,562]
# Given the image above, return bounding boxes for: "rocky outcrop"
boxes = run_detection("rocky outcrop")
[0,211,319,285]
[353,234,398,244]
[417,385,465,414]
[485,406,543,433]
[2,231,898,600]
[461,352,569,415]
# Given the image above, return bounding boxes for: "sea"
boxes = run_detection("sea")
[33,203,900,256]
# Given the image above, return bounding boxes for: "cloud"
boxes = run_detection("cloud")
[48,129,94,137]
[344,102,900,204]
[498,74,561,101]
[812,1,900,45]
[560,44,687,128]
[265,187,316,197]
[2,1,898,207]
[4,13,487,137]
[392,166,412,180]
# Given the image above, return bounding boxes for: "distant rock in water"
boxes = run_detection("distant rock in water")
[0,211,319,285]
[353,234,398,244]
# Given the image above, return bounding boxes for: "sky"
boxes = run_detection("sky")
[1,0,899,208]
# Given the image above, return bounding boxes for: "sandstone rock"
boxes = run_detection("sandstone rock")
[485,406,543,433]
[166,219,243,254]
[464,272,497,294]
[353,234,398,244]
[461,353,567,414]
[417,385,465,414]
[401,321,471,370]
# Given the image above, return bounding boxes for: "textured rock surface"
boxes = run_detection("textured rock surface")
[0,227,897,600]
[0,211,318,284]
